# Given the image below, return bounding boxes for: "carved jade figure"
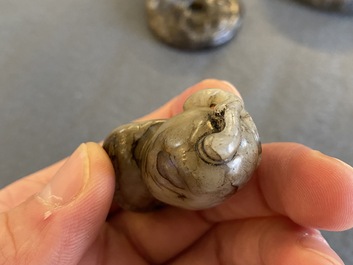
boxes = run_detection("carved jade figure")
[103,89,261,211]
[145,0,243,50]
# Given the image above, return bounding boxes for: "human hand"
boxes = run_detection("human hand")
[0,79,352,265]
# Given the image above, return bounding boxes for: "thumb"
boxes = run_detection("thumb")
[0,142,115,265]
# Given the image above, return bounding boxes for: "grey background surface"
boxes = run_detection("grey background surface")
[0,0,352,263]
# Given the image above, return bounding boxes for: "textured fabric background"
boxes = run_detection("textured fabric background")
[0,0,352,263]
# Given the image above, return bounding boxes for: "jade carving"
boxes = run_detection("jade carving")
[103,89,261,211]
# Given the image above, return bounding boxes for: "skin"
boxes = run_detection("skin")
[0,79,352,264]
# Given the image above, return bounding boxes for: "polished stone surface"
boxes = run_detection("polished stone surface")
[146,0,243,49]
[0,0,352,263]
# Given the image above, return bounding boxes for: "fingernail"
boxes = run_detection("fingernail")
[38,144,89,208]
[299,233,343,265]
[221,80,235,87]
[332,157,353,170]
[221,80,242,99]
[314,150,353,171]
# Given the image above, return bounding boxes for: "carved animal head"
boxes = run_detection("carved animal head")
[140,89,261,209]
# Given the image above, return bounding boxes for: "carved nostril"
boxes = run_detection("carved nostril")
[188,1,206,13]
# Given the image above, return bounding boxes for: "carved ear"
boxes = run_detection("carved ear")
[103,120,165,211]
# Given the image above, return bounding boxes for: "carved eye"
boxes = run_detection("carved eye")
[157,151,186,189]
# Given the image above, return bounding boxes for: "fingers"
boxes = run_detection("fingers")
[202,143,353,231]
[168,217,344,265]
[109,208,344,265]
[139,79,240,121]
[0,143,115,265]
[259,143,353,231]
[109,207,211,264]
